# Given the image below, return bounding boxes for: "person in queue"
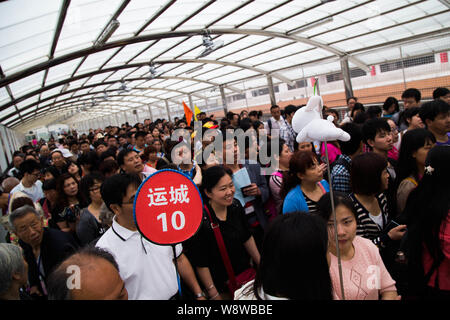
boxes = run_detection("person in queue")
[281,150,329,215]
[9,205,78,298]
[184,166,260,300]
[47,246,128,300]
[317,192,400,300]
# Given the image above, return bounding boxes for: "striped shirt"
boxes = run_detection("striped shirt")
[350,192,389,247]
[303,192,319,214]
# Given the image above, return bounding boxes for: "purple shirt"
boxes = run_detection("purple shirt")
[435,132,450,146]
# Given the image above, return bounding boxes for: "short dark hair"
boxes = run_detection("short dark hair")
[401,88,421,102]
[117,149,138,167]
[43,166,61,180]
[432,87,449,100]
[418,99,450,124]
[77,151,99,170]
[42,178,57,191]
[68,140,78,149]
[99,148,117,162]
[80,172,105,204]
[366,105,382,119]
[351,152,387,195]
[98,159,120,177]
[248,110,259,117]
[351,103,365,118]
[361,118,391,144]
[382,97,399,112]
[339,122,363,156]
[284,105,298,116]
[135,131,147,140]
[347,96,357,103]
[19,159,41,175]
[79,140,90,146]
[401,106,421,126]
[93,141,107,149]
[12,151,25,159]
[101,173,141,211]
[270,105,280,111]
[47,246,120,300]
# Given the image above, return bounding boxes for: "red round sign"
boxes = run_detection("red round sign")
[134,169,203,245]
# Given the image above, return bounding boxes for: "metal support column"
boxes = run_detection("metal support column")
[219,85,228,116]
[399,46,407,91]
[135,109,140,124]
[340,56,354,101]
[164,100,171,122]
[147,105,153,122]
[188,95,194,111]
[266,75,276,106]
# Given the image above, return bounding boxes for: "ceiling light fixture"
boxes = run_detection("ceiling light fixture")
[149,63,163,79]
[94,19,120,47]
[197,31,224,58]
[119,80,131,93]
[62,83,70,92]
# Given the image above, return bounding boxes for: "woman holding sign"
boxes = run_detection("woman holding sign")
[184,166,260,300]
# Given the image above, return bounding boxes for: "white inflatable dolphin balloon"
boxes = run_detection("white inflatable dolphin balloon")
[292,95,350,143]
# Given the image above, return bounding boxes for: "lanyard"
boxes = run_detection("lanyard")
[178,161,196,178]
[37,255,48,296]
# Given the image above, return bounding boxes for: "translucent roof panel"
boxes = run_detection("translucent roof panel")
[1,0,449,130]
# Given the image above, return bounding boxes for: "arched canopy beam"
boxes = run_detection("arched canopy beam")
[0,28,350,87]
[1,58,275,114]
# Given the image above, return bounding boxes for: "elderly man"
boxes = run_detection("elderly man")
[0,243,30,300]
[1,177,20,194]
[39,145,51,167]
[9,205,78,298]
[10,160,44,203]
[50,150,68,174]
[47,246,128,300]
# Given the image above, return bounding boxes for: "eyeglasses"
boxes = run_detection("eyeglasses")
[122,195,136,205]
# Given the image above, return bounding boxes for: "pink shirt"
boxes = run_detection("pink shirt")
[143,165,157,175]
[422,211,450,290]
[321,142,341,164]
[329,236,396,300]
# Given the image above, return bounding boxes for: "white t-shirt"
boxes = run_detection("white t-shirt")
[96,217,182,300]
[369,212,384,229]
[10,180,44,203]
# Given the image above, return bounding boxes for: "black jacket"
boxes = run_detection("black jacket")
[19,227,79,297]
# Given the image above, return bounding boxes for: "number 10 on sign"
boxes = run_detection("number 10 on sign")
[157,211,186,232]
[134,170,203,245]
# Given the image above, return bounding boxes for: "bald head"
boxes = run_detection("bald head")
[1,177,20,193]
[47,247,128,300]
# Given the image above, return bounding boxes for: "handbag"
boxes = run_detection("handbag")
[203,205,256,295]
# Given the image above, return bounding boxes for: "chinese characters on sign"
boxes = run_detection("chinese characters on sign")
[147,184,190,207]
[134,170,203,245]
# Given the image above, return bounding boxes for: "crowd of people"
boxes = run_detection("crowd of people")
[0,86,449,301]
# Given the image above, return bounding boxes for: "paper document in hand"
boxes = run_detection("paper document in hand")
[232,168,255,206]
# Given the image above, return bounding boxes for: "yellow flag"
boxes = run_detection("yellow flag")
[194,105,202,121]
